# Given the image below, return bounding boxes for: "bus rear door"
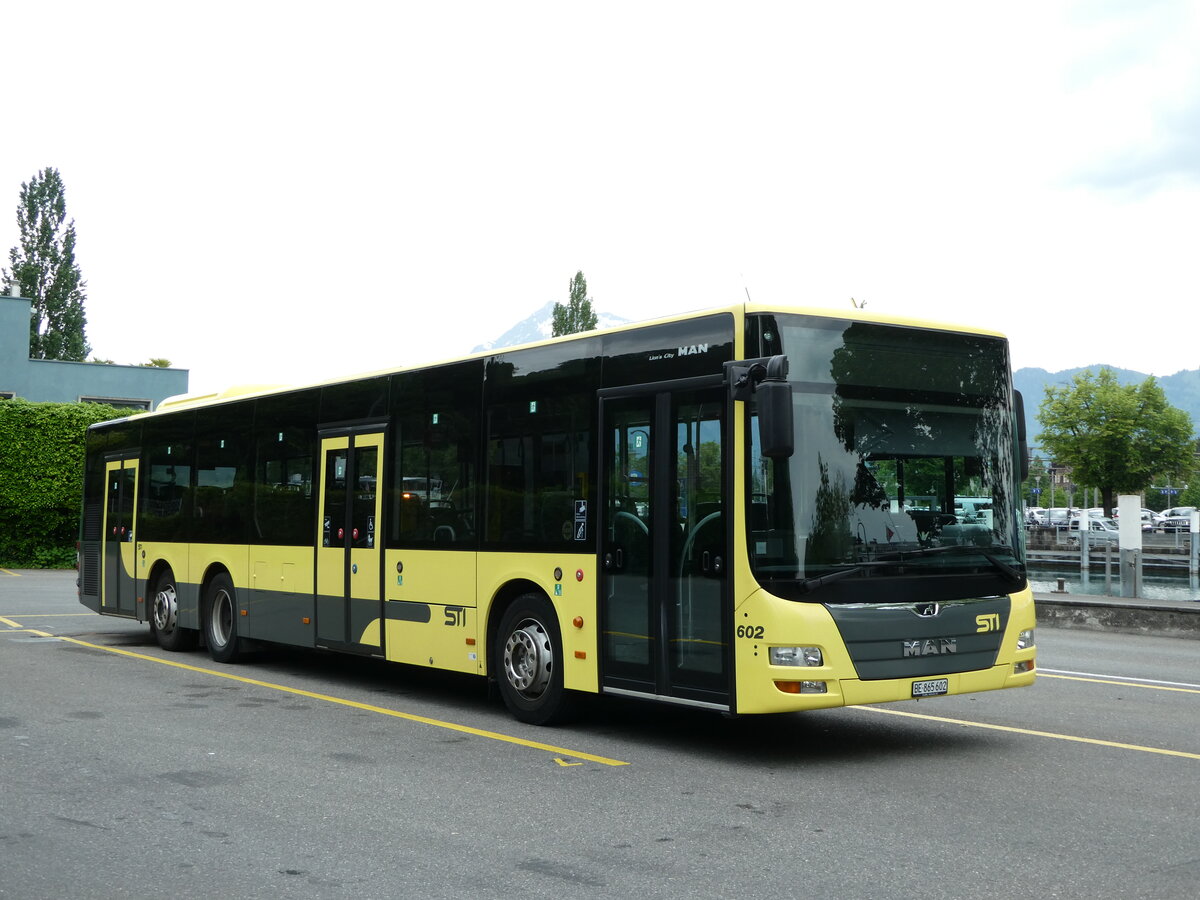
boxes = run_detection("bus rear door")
[101,455,139,617]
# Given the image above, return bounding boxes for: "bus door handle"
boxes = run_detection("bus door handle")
[604,548,625,570]
[701,552,724,576]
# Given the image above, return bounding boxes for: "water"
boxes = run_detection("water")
[1028,568,1200,602]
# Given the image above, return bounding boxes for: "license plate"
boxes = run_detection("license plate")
[912,678,949,698]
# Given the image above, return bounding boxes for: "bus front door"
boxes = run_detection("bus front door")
[599,386,730,710]
[101,456,139,617]
[316,430,384,653]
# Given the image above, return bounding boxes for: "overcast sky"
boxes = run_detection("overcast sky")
[4,1,1197,397]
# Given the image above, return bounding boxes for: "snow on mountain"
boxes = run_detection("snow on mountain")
[471,302,630,354]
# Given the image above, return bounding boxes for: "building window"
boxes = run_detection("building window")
[0,391,14,400]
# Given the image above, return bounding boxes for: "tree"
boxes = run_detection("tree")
[1037,368,1195,515]
[2,168,90,361]
[551,270,598,337]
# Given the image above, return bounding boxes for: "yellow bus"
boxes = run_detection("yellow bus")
[78,303,1036,723]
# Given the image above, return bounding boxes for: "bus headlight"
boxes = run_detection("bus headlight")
[1016,629,1035,651]
[769,646,823,667]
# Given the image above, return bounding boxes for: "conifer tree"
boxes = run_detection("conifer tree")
[2,168,90,360]
[551,270,599,337]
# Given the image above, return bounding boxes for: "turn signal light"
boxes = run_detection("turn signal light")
[774,680,828,694]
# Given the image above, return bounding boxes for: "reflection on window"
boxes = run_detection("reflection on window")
[485,396,589,546]
[392,407,477,547]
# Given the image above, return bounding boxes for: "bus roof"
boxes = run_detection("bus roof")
[105,302,1009,421]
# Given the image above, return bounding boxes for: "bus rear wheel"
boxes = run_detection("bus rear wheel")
[495,592,572,725]
[150,567,197,652]
[203,572,244,664]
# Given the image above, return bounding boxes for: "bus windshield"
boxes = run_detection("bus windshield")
[748,315,1025,603]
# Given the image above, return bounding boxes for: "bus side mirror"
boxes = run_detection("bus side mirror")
[1014,390,1030,482]
[758,378,794,459]
[727,355,793,459]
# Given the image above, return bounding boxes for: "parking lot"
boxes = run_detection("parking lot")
[3,570,1199,899]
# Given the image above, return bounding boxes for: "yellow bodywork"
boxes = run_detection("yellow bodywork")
[732,584,1037,714]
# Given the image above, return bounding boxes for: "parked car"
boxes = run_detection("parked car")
[1137,509,1164,531]
[1025,506,1047,526]
[1160,507,1196,532]
[1106,507,1165,531]
[1067,516,1120,544]
[1046,507,1077,528]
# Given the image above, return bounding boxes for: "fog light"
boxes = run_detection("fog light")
[774,680,828,694]
[1013,659,1034,674]
[769,646,823,667]
[1016,628,1035,651]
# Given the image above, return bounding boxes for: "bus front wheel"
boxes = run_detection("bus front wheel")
[203,572,244,664]
[495,593,572,725]
[150,567,198,652]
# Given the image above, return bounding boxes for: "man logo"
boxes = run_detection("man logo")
[676,343,709,356]
[914,602,940,617]
[902,638,958,657]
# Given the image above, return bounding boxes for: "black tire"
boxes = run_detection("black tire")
[203,572,244,663]
[494,592,573,725]
[149,567,198,652]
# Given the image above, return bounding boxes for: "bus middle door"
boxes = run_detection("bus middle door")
[316,430,384,653]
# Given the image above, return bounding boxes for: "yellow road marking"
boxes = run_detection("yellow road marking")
[0,616,21,628]
[0,569,20,577]
[22,630,630,767]
[1038,672,1200,695]
[853,704,1200,760]
[1,613,102,619]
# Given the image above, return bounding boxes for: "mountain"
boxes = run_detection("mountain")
[471,302,630,354]
[1015,365,1200,445]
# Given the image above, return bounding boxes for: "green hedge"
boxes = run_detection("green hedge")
[0,399,127,568]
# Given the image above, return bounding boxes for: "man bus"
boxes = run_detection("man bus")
[79,303,1035,723]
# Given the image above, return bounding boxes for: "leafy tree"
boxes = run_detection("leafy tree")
[551,270,598,337]
[1,167,90,360]
[141,358,172,368]
[1037,368,1195,515]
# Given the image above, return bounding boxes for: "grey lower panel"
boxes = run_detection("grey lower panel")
[314,594,382,649]
[349,596,379,645]
[247,587,316,647]
[175,581,202,631]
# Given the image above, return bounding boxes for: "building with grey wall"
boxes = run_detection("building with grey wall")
[0,295,188,409]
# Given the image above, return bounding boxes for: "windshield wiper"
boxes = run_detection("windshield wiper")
[795,566,865,594]
[876,544,1024,582]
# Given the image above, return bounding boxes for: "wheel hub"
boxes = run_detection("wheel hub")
[503,619,552,698]
[153,584,177,633]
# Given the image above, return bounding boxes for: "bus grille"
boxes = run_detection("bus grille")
[825,596,1009,680]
